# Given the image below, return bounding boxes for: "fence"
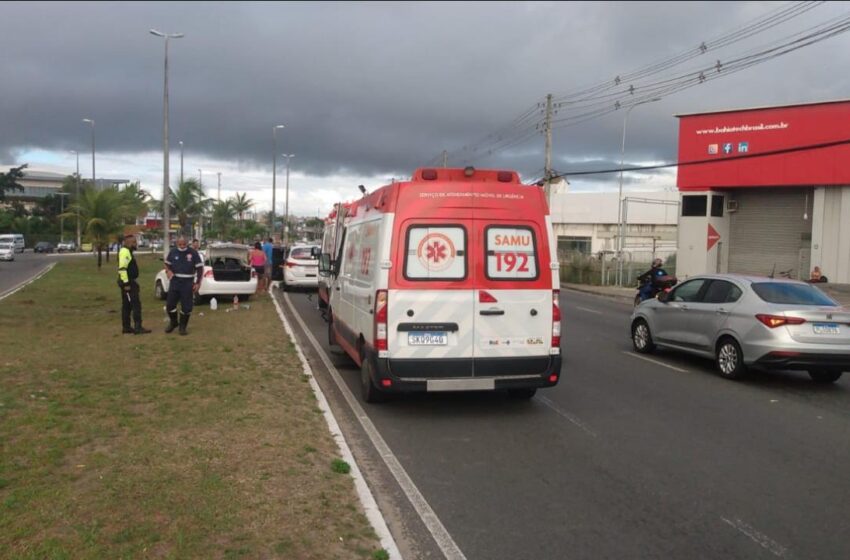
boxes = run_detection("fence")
[558,249,677,286]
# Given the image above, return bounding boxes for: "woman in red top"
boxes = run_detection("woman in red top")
[250,242,267,294]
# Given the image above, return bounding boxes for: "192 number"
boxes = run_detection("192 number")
[494,252,529,272]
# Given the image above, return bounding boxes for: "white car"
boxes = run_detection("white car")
[0,242,14,261]
[155,243,258,303]
[57,241,76,253]
[282,245,320,290]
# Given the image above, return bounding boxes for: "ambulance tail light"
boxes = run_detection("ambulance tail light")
[552,290,561,348]
[203,268,214,278]
[374,289,388,352]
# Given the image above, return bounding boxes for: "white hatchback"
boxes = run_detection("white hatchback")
[0,242,14,261]
[155,244,258,302]
[282,245,320,290]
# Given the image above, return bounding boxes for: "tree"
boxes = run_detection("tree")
[170,179,208,236]
[62,187,135,269]
[230,193,253,228]
[209,200,235,240]
[0,164,26,201]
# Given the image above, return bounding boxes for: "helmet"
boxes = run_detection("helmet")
[652,258,663,268]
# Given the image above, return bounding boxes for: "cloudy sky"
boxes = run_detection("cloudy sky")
[2,1,849,216]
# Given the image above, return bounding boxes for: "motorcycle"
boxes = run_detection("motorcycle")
[634,274,678,307]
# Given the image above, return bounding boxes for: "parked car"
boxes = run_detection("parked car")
[34,241,55,253]
[0,234,25,253]
[630,274,850,383]
[155,243,258,303]
[57,240,76,253]
[0,242,15,261]
[282,244,320,290]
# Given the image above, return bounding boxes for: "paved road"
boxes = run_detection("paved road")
[0,251,72,298]
[279,288,850,560]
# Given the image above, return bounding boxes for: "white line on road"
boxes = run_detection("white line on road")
[282,293,467,560]
[721,517,790,558]
[271,294,401,559]
[537,396,597,438]
[575,306,602,315]
[0,262,56,302]
[622,351,688,373]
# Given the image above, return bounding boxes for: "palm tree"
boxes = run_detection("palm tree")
[170,178,207,236]
[210,200,235,240]
[230,193,253,228]
[62,187,134,269]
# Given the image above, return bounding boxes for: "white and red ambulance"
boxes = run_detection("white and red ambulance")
[319,167,562,402]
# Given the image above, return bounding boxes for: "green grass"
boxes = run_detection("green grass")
[0,255,383,559]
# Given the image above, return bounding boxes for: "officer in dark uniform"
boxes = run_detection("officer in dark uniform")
[118,233,151,334]
[164,235,204,335]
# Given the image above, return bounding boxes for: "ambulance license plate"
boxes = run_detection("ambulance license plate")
[813,322,840,335]
[408,332,447,346]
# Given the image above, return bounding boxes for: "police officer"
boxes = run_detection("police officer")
[118,233,151,334]
[164,235,204,335]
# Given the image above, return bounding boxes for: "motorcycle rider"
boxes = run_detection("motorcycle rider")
[637,258,670,302]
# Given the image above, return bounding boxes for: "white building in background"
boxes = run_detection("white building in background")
[548,182,679,258]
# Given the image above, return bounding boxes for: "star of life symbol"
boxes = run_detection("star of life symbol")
[417,232,455,272]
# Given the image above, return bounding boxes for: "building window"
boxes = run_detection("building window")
[711,195,724,217]
[682,195,708,217]
[557,236,592,255]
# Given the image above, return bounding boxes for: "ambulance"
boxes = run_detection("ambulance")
[318,167,562,402]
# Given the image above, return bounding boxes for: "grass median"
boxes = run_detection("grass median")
[0,255,385,559]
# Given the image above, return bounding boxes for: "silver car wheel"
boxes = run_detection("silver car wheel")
[634,323,649,349]
[718,343,738,375]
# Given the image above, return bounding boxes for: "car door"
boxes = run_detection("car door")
[653,278,709,345]
[683,279,743,351]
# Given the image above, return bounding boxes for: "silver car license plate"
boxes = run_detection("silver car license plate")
[408,332,448,346]
[813,322,840,335]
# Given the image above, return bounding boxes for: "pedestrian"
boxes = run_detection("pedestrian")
[117,233,151,335]
[164,235,204,335]
[810,266,822,282]
[262,237,274,291]
[192,238,201,252]
[250,241,267,295]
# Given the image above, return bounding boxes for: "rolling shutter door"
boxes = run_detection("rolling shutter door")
[727,188,812,280]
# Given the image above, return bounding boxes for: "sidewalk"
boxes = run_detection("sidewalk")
[561,282,634,304]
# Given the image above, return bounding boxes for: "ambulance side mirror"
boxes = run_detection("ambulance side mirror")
[318,253,332,277]
[311,246,321,258]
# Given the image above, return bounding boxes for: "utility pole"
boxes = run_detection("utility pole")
[179,140,184,185]
[70,150,80,249]
[282,154,294,248]
[442,150,448,168]
[543,93,553,201]
[272,125,285,238]
[217,172,221,201]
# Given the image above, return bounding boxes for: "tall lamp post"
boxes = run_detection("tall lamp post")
[179,140,184,185]
[281,153,295,249]
[272,124,285,239]
[616,97,661,286]
[198,168,202,188]
[81,118,95,191]
[150,28,184,259]
[57,193,70,244]
[69,150,81,249]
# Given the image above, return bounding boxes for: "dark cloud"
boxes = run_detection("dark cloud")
[2,1,849,181]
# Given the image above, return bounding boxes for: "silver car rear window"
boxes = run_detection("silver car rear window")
[751,283,836,306]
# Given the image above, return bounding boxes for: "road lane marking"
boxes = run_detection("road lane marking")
[721,517,790,558]
[0,262,56,302]
[537,396,597,438]
[271,293,401,559]
[282,292,467,560]
[575,306,602,315]
[622,351,688,373]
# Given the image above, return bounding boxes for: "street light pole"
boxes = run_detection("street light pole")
[179,140,184,185]
[57,193,70,244]
[272,125,285,239]
[81,118,95,190]
[150,28,184,259]
[616,97,661,286]
[282,153,294,249]
[198,168,202,188]
[70,150,80,249]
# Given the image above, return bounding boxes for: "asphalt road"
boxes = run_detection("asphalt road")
[0,251,75,298]
[279,288,850,560]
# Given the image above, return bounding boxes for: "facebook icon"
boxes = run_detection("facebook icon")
[723,143,733,154]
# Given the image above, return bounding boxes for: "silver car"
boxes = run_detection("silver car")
[630,274,849,383]
[0,242,14,261]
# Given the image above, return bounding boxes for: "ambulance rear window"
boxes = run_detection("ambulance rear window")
[485,226,539,280]
[404,225,467,280]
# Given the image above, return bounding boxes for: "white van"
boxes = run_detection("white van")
[0,234,25,253]
[319,167,562,402]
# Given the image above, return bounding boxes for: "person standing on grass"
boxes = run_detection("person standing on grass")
[117,233,151,335]
[250,241,267,295]
[262,237,274,291]
[192,238,201,252]
[164,235,204,335]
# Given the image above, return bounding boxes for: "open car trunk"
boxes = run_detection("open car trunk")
[206,245,252,282]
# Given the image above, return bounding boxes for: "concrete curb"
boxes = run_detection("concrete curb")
[560,282,634,304]
[270,293,402,559]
